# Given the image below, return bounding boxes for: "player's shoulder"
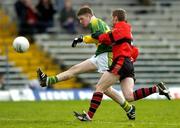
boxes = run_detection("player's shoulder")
[91,17,99,24]
[91,17,104,25]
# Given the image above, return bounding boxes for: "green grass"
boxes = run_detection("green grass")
[0,100,179,128]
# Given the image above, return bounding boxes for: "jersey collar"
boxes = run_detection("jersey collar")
[88,16,97,28]
[90,15,97,23]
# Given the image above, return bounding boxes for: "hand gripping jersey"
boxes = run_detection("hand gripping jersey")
[98,21,138,61]
[82,16,112,56]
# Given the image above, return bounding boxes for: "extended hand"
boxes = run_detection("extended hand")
[72,35,83,47]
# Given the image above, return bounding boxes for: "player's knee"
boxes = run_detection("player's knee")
[103,88,112,96]
[95,84,101,90]
[124,93,134,102]
[95,84,98,89]
[104,87,112,93]
[95,84,104,93]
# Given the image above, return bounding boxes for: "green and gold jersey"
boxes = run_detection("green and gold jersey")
[82,16,112,56]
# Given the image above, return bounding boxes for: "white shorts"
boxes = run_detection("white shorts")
[88,52,112,73]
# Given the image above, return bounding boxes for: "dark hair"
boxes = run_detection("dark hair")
[112,9,127,21]
[77,7,93,16]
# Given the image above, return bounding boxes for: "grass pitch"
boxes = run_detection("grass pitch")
[0,100,179,128]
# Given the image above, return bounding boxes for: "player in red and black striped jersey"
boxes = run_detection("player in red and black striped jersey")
[75,8,171,121]
[97,9,171,102]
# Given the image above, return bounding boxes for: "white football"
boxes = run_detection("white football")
[13,36,30,53]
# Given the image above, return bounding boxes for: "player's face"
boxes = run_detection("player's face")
[78,14,91,27]
[112,16,118,25]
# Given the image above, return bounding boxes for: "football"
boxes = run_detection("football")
[13,36,30,53]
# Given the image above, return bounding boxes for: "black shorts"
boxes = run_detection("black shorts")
[108,57,135,81]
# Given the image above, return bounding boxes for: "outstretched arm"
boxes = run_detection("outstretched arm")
[98,32,112,46]
[97,27,126,46]
[83,35,99,44]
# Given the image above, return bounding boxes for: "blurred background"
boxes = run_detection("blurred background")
[0,0,180,101]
